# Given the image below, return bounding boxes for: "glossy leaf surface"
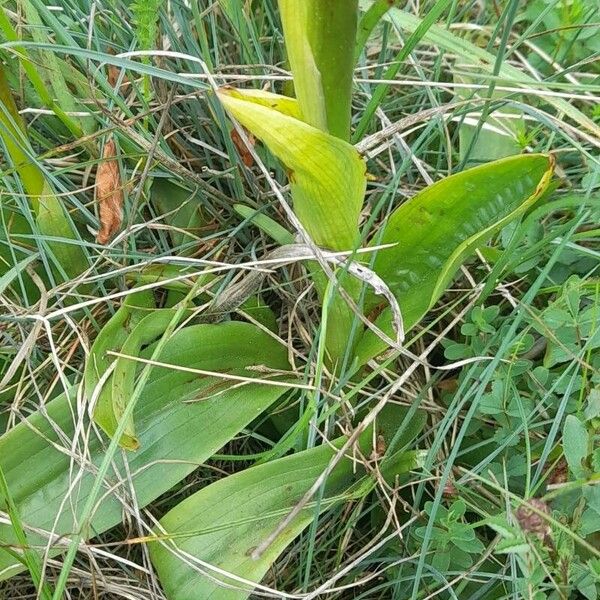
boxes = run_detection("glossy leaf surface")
[356,154,554,363]
[218,87,366,251]
[150,438,419,600]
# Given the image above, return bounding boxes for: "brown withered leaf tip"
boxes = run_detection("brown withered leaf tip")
[96,138,123,245]
[230,127,256,167]
[515,498,551,540]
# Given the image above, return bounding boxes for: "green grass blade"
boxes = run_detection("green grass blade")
[358,0,600,140]
[353,0,454,143]
[354,0,399,61]
[0,466,53,599]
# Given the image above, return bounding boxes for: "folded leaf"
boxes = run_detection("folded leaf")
[0,321,290,581]
[356,154,554,364]
[279,0,357,141]
[218,87,366,251]
[150,437,420,600]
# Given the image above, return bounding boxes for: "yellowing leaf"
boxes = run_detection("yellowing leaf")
[218,87,366,251]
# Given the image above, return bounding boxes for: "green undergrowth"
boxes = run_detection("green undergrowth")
[0,1,599,599]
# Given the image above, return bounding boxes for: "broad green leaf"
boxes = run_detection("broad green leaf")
[563,414,589,479]
[359,0,600,140]
[0,321,290,581]
[150,178,206,253]
[355,154,554,364]
[279,0,358,140]
[219,89,366,365]
[218,87,366,250]
[150,438,420,600]
[220,87,301,120]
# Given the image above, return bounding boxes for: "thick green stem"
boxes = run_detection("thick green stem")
[277,0,361,366]
[279,0,358,142]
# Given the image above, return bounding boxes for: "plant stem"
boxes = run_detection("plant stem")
[279,0,358,142]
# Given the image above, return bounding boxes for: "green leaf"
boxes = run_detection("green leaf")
[151,179,205,251]
[0,8,84,138]
[101,308,185,449]
[355,0,399,61]
[278,0,357,140]
[355,154,554,364]
[563,414,589,479]
[36,183,89,279]
[84,291,155,429]
[0,466,53,599]
[149,439,419,600]
[495,537,530,555]
[234,204,294,246]
[20,1,90,137]
[0,64,45,206]
[584,388,600,422]
[218,87,366,250]
[455,72,521,164]
[353,0,454,142]
[0,321,290,581]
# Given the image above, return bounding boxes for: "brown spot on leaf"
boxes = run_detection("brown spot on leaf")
[96,138,123,245]
[230,127,255,167]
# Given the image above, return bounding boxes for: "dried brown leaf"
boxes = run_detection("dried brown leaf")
[107,48,129,90]
[230,127,256,168]
[96,138,123,244]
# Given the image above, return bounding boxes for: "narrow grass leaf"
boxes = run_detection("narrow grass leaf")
[0,466,53,599]
[359,0,600,140]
